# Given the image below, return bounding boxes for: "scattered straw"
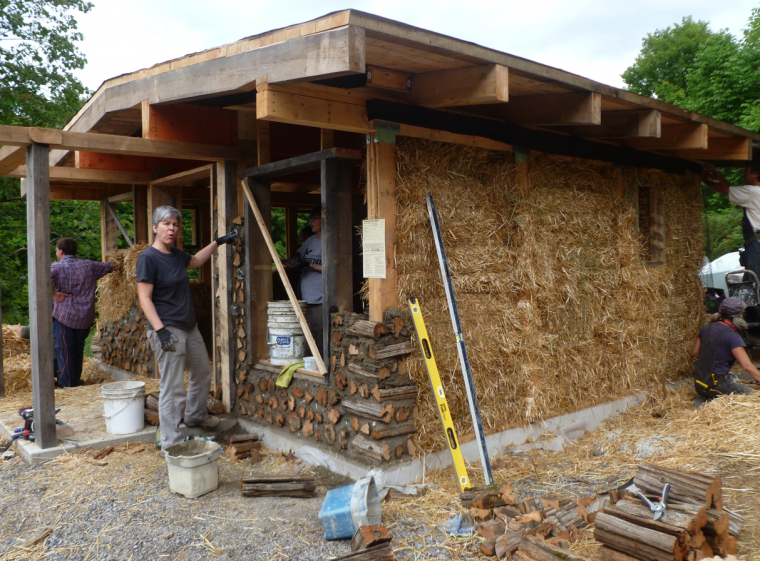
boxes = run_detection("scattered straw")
[392,139,704,453]
[97,244,148,324]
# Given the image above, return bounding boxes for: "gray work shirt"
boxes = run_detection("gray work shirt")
[136,246,196,330]
[297,234,322,304]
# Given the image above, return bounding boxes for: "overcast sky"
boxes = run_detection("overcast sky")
[73,1,759,93]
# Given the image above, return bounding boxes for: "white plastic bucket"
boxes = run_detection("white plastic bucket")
[164,440,221,498]
[102,381,146,435]
[267,300,308,366]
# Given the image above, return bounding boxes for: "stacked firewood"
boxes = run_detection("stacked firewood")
[465,485,607,559]
[593,464,741,561]
[239,473,316,498]
[328,525,395,560]
[143,390,225,426]
[99,310,153,375]
[226,434,261,462]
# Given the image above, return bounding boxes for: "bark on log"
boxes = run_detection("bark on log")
[240,474,316,498]
[514,535,588,561]
[350,525,393,552]
[347,320,388,339]
[495,530,523,559]
[352,435,391,461]
[371,422,416,440]
[704,509,729,536]
[594,512,683,561]
[371,385,418,403]
[369,341,414,360]
[724,508,744,537]
[611,500,698,534]
[634,465,722,509]
[343,400,394,423]
[602,506,690,552]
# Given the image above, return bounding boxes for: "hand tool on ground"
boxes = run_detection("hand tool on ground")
[426,194,493,485]
[637,483,670,521]
[408,297,471,492]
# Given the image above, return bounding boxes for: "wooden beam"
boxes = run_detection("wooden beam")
[237,110,258,220]
[256,83,373,133]
[199,204,211,286]
[102,194,134,247]
[0,125,240,161]
[416,64,508,107]
[133,185,148,243]
[558,109,661,138]
[466,92,601,126]
[150,165,214,188]
[271,192,320,207]
[108,192,133,203]
[321,157,354,363]
[26,142,56,449]
[248,119,273,366]
[667,137,752,161]
[366,140,397,321]
[5,165,152,184]
[621,123,708,150]
[320,128,335,150]
[398,123,511,151]
[366,65,412,92]
[101,187,119,259]
[146,103,238,147]
[0,145,27,174]
[239,148,362,179]
[46,184,127,201]
[217,161,237,412]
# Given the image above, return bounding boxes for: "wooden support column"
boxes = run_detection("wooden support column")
[366,140,397,321]
[26,142,56,449]
[100,186,118,259]
[322,158,354,363]
[132,185,148,243]
[216,161,237,412]
[237,112,258,218]
[247,119,272,364]
[321,129,335,150]
[199,205,211,286]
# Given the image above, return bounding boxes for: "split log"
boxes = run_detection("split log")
[348,362,390,379]
[481,538,497,557]
[704,509,729,536]
[495,506,523,520]
[145,392,160,411]
[513,535,588,561]
[705,534,737,556]
[371,385,418,403]
[227,434,259,444]
[126,444,145,455]
[228,441,262,456]
[517,498,539,515]
[611,499,699,534]
[343,400,395,423]
[93,446,114,460]
[144,409,160,426]
[634,465,722,509]
[328,542,395,561]
[555,501,588,530]
[350,525,393,552]
[240,474,316,498]
[371,422,416,440]
[352,435,391,461]
[369,341,415,360]
[347,320,388,339]
[478,519,507,540]
[724,508,744,537]
[602,505,690,552]
[495,529,523,559]
[594,512,684,561]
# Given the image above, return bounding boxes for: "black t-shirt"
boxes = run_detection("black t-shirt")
[136,246,195,331]
[697,322,746,375]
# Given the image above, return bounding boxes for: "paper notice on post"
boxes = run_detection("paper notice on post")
[363,219,386,279]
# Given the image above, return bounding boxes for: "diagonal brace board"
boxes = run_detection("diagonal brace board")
[241,178,327,375]
[426,194,493,485]
[408,297,471,492]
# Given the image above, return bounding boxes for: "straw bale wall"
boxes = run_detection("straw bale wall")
[394,138,704,453]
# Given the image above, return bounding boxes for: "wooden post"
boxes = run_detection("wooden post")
[366,140,397,321]
[132,184,148,243]
[199,204,211,287]
[100,185,118,259]
[321,129,335,150]
[26,142,56,449]
[322,158,354,363]
[246,177,272,364]
[216,161,237,412]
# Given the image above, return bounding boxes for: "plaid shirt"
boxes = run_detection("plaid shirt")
[51,256,113,329]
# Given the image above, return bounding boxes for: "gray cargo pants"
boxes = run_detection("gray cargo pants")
[150,325,212,449]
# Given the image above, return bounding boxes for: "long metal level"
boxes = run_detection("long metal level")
[425,193,494,485]
[407,297,471,492]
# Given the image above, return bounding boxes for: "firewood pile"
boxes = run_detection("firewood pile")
[239,473,316,498]
[226,434,261,462]
[142,390,225,427]
[472,464,742,561]
[328,525,395,560]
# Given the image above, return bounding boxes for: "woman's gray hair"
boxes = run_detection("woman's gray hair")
[708,312,748,331]
[152,206,182,226]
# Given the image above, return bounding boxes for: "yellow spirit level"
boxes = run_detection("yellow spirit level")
[407,297,471,492]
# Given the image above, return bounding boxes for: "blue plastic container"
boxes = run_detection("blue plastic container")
[318,476,381,540]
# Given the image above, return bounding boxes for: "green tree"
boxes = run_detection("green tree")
[0,0,94,324]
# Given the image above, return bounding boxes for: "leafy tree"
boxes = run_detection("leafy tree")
[0,0,94,324]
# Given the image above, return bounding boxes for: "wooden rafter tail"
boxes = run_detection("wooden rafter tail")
[241,178,327,375]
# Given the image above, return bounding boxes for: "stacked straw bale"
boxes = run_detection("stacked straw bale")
[2,324,32,393]
[97,243,148,324]
[394,138,704,453]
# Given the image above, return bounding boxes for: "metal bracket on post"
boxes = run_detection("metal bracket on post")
[368,120,401,145]
[514,146,530,163]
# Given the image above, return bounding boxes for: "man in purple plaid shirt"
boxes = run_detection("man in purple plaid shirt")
[50,238,113,387]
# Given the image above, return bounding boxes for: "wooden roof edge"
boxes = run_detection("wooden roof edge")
[62,9,760,145]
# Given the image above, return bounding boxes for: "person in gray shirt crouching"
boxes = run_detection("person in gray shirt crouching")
[137,206,236,452]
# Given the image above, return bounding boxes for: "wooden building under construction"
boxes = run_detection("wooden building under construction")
[1,10,759,458]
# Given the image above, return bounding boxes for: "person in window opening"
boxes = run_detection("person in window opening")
[137,206,236,452]
[283,207,323,357]
[692,297,760,408]
[49,237,113,387]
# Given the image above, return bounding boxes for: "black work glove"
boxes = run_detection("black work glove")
[282,253,304,269]
[156,327,176,352]
[215,230,237,246]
